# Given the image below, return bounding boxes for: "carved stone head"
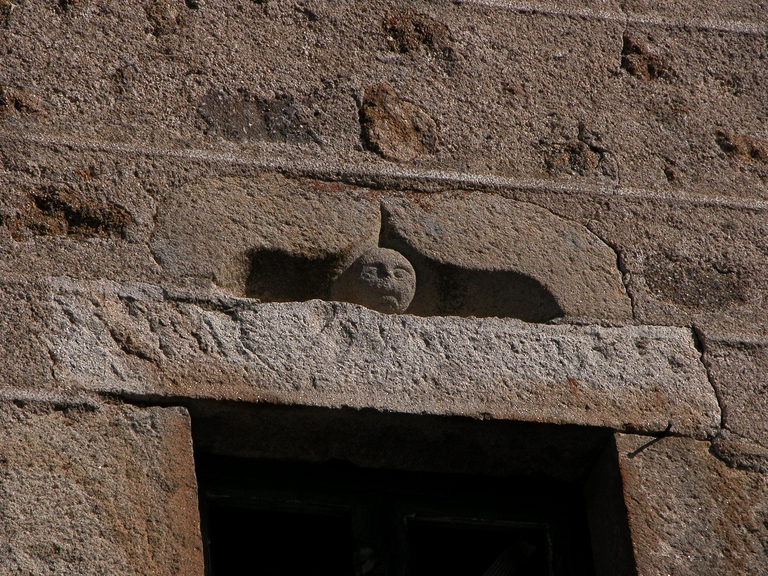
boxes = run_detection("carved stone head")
[331,247,416,314]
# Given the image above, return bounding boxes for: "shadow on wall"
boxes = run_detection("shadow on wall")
[395,260,563,322]
[246,249,345,304]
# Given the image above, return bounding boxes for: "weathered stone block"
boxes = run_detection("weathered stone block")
[150,173,380,297]
[0,153,162,285]
[360,82,440,162]
[607,24,768,196]
[0,278,57,390]
[151,174,380,301]
[3,0,766,197]
[36,278,718,437]
[0,398,204,575]
[513,191,768,336]
[150,172,631,321]
[4,140,766,336]
[615,433,768,575]
[698,332,768,472]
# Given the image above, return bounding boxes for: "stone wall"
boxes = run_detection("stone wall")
[1,0,767,573]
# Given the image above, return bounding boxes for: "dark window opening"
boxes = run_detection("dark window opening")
[197,457,595,576]
[188,402,636,576]
[407,519,549,576]
[206,506,356,576]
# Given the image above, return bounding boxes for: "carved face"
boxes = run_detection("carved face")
[331,248,416,314]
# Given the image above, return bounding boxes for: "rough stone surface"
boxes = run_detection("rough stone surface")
[383,10,456,60]
[715,130,768,164]
[381,192,632,320]
[620,0,768,26]
[0,146,162,285]
[620,35,673,81]
[150,173,380,297]
[2,0,766,197]
[6,184,131,240]
[2,138,766,334]
[4,139,766,333]
[198,90,319,144]
[698,332,768,473]
[148,172,635,321]
[0,398,204,575]
[360,82,440,162]
[0,277,57,390]
[1,0,767,569]
[19,278,719,437]
[615,433,768,575]
[507,190,768,337]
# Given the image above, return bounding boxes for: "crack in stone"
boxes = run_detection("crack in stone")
[584,221,637,321]
[691,325,726,432]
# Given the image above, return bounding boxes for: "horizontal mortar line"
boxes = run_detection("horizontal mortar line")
[700,333,768,346]
[0,388,100,405]
[19,133,768,212]
[458,0,768,36]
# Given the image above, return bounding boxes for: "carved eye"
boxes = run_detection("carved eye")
[360,266,379,280]
[394,269,409,280]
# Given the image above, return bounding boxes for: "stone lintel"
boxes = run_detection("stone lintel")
[23,277,721,437]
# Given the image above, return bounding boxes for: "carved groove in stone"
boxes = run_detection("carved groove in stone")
[151,176,631,321]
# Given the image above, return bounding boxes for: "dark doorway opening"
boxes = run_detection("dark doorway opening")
[187,401,636,576]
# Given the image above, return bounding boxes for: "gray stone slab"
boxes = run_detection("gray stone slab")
[31,277,719,437]
[615,433,768,575]
[0,398,204,575]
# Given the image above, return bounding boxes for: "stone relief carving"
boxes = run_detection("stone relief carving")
[150,175,632,321]
[330,247,416,314]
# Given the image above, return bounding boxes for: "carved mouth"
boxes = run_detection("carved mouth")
[378,295,400,312]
